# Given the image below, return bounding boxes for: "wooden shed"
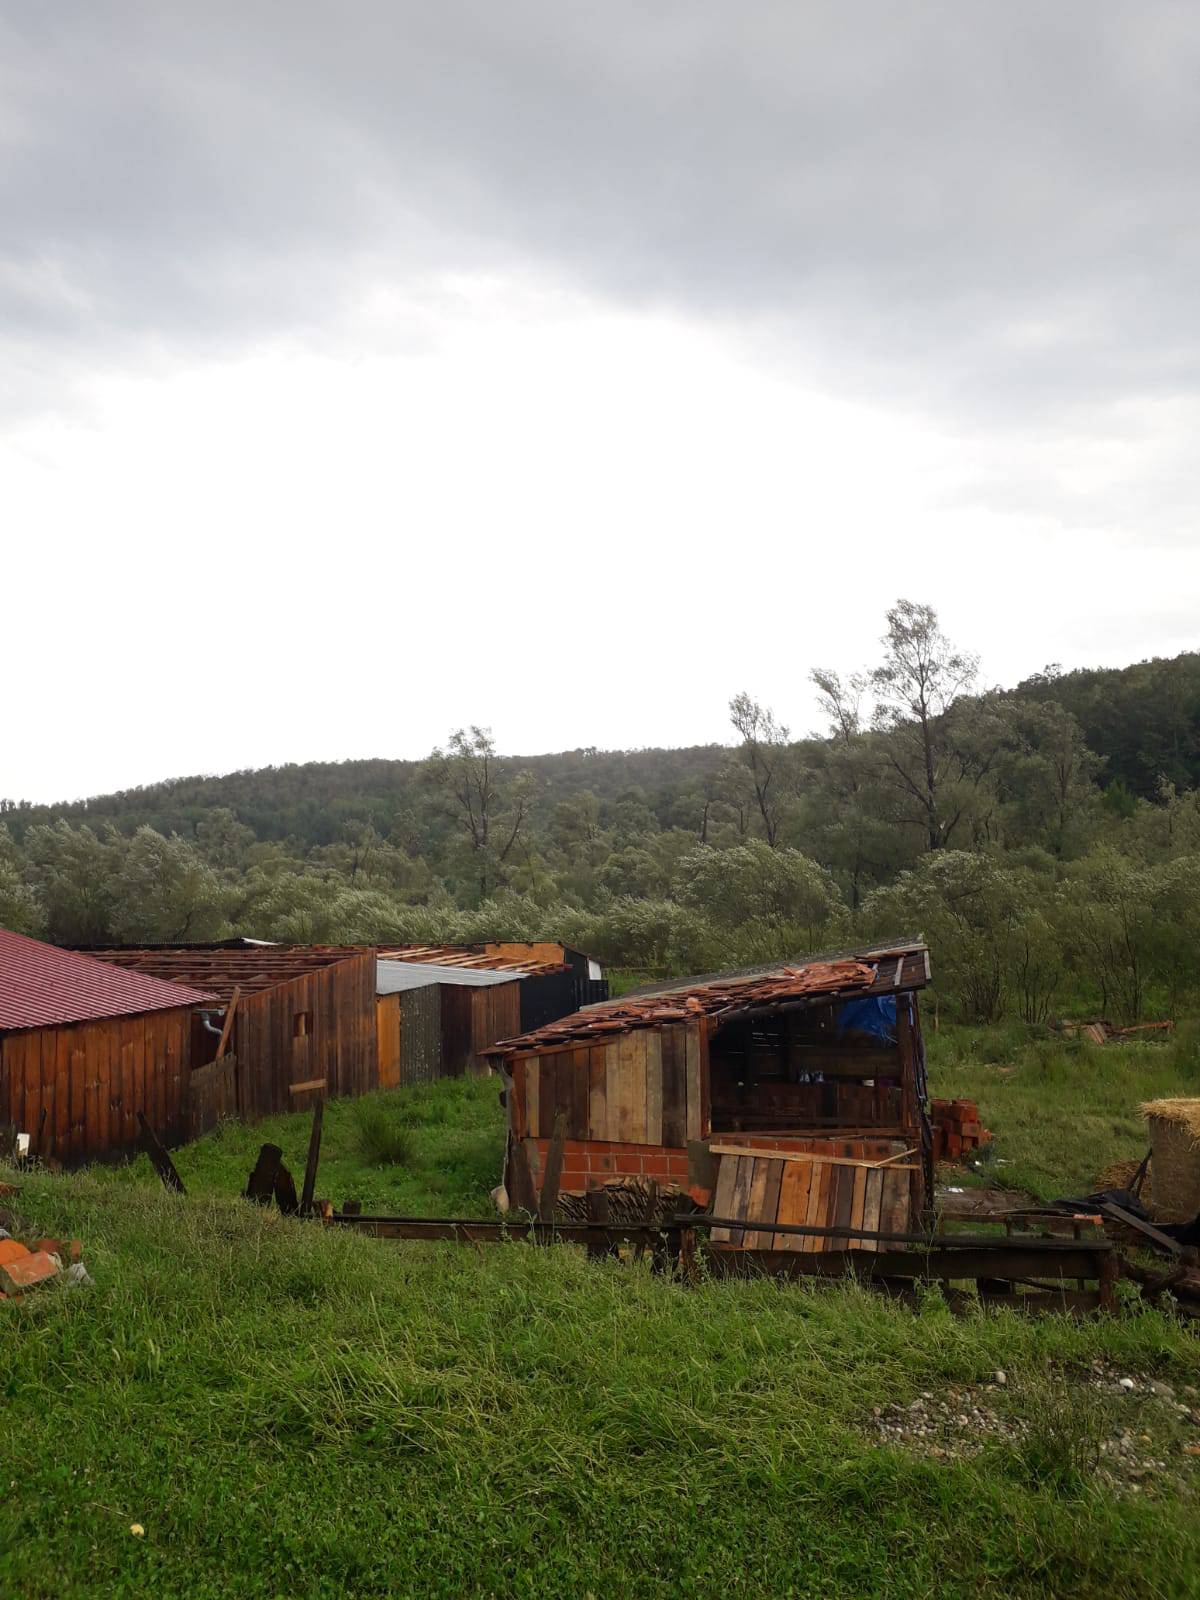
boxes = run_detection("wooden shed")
[88,945,379,1127]
[380,944,609,1043]
[483,942,933,1249]
[375,960,523,1087]
[0,929,216,1163]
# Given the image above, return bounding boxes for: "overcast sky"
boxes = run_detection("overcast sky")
[4,2,1198,803]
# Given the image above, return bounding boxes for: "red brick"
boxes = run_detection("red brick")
[33,1238,82,1263]
[0,1239,29,1268]
[641,1156,672,1178]
[0,1250,59,1295]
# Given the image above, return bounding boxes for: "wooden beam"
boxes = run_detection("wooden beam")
[1100,1200,1185,1258]
[213,986,241,1059]
[289,1078,327,1096]
[300,1099,324,1215]
[708,1144,919,1171]
[330,1215,662,1245]
[680,1213,1112,1254]
[538,1111,567,1222]
[136,1111,186,1194]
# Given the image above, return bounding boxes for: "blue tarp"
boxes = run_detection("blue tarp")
[835,995,897,1044]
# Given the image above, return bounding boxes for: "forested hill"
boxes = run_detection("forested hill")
[4,648,1198,846]
[1011,651,1200,803]
[0,745,729,848]
[3,623,1200,1025]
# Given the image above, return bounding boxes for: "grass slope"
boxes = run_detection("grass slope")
[2,1032,1200,1597]
[927,1023,1200,1199]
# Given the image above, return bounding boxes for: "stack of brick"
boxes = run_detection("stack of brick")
[930,1099,991,1162]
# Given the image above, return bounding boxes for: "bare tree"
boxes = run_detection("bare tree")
[728,693,791,848]
[870,600,980,852]
[429,727,533,899]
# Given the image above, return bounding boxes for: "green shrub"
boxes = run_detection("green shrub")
[353,1100,414,1167]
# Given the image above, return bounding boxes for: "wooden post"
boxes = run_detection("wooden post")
[245,1143,283,1205]
[538,1111,567,1223]
[1097,1248,1118,1313]
[679,1224,699,1286]
[508,1136,537,1215]
[136,1111,186,1194]
[585,1186,613,1260]
[633,1179,659,1262]
[300,1099,324,1215]
[274,1162,300,1215]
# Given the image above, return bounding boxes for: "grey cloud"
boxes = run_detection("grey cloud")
[3,1,1200,424]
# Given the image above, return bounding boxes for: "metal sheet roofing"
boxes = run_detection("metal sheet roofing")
[376,960,526,995]
[0,929,216,1032]
[483,943,931,1057]
[378,945,568,977]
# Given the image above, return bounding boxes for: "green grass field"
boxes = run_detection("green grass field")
[2,1028,1200,1598]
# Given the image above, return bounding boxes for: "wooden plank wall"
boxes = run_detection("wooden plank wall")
[470,982,522,1068]
[231,952,378,1118]
[440,982,522,1078]
[187,1054,239,1138]
[376,995,402,1090]
[509,1021,705,1145]
[709,1140,919,1250]
[0,1007,195,1164]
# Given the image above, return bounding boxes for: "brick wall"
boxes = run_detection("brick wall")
[530,1137,692,1191]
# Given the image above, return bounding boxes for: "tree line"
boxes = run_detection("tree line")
[3,604,1199,1024]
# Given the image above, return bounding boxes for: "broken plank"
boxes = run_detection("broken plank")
[300,1098,324,1214]
[136,1110,185,1194]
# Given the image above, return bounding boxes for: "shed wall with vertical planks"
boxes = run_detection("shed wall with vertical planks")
[0,1006,198,1164]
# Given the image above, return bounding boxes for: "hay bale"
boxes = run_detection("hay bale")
[1094,1157,1150,1194]
[1140,1099,1200,1222]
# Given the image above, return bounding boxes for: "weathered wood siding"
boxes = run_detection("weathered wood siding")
[376,994,402,1090]
[708,1139,921,1250]
[508,1020,706,1145]
[440,982,522,1078]
[0,1006,196,1164]
[187,1053,239,1138]
[231,951,378,1118]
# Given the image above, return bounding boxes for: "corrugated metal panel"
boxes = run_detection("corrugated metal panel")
[0,929,215,1032]
[399,986,442,1085]
[377,960,525,994]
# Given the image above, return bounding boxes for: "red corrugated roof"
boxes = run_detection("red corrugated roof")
[0,929,216,1032]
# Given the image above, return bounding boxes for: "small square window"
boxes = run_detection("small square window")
[293,1011,312,1038]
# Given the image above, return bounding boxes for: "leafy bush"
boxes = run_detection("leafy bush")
[353,1100,414,1168]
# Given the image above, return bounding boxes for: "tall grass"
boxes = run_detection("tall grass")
[352,1099,414,1168]
[926,1025,1195,1198]
[1,1167,1198,1598]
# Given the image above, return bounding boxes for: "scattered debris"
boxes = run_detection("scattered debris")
[0,1229,90,1300]
[1055,1019,1173,1046]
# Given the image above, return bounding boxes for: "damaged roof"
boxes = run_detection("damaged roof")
[378,945,568,977]
[0,929,216,1031]
[376,960,526,994]
[483,942,930,1057]
[84,946,371,1005]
